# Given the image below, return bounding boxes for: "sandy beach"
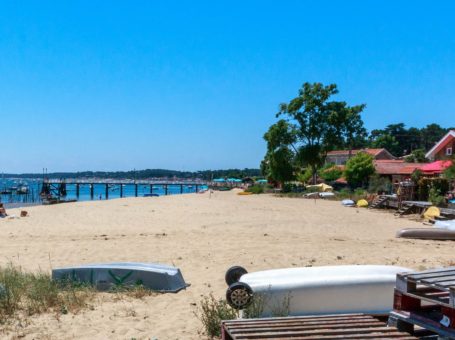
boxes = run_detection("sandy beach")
[1,190,454,339]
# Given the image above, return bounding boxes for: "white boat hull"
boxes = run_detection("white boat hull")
[238,265,409,316]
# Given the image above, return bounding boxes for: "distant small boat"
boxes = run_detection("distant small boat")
[16,186,29,194]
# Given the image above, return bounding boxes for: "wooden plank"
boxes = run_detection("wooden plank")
[223,314,371,326]
[228,318,381,330]
[404,267,455,280]
[233,327,403,339]
[261,334,416,340]
[420,275,455,284]
[229,321,385,334]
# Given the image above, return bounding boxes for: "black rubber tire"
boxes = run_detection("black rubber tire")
[225,266,248,286]
[226,282,253,310]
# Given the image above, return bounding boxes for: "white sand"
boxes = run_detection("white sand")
[1,190,453,339]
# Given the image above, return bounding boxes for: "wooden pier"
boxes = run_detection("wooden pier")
[41,180,208,200]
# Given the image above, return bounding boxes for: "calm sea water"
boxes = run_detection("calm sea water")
[0,178,208,207]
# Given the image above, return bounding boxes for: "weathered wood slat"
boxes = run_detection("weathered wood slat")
[229,321,385,333]
[228,318,381,330]
[222,314,417,339]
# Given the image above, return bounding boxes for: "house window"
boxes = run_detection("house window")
[447,147,453,156]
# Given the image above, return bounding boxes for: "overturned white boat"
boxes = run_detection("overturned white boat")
[52,262,188,292]
[225,265,409,316]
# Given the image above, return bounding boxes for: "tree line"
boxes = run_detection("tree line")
[261,82,453,185]
[3,168,262,181]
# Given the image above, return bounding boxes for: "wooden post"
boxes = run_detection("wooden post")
[150,184,153,194]
[135,184,138,197]
[76,184,80,198]
[105,184,109,200]
[90,184,94,200]
[180,184,183,194]
[165,184,168,195]
[195,184,198,193]
[120,184,123,198]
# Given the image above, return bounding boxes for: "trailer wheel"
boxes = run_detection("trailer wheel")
[225,266,248,286]
[226,282,253,309]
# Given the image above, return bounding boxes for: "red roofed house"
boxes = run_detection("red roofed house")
[326,148,396,166]
[374,160,425,183]
[425,130,455,161]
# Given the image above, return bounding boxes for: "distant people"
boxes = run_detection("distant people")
[0,203,7,218]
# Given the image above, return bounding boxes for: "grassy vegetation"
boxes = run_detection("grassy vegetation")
[197,293,291,338]
[196,294,238,338]
[0,264,159,326]
[0,264,95,323]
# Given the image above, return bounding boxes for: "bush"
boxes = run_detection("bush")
[0,264,95,323]
[344,152,375,188]
[319,164,343,182]
[417,177,449,201]
[245,185,264,194]
[196,294,237,338]
[428,186,445,206]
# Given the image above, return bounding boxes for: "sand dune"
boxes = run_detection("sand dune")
[1,190,453,339]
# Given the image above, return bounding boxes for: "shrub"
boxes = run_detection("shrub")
[417,177,449,201]
[428,186,445,206]
[246,185,264,194]
[196,294,237,338]
[319,164,343,182]
[344,152,375,188]
[0,264,95,323]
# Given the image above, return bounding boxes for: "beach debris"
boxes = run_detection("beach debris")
[52,262,189,292]
[20,210,28,217]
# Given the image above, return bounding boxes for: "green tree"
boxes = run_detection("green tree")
[262,120,296,185]
[370,133,400,156]
[421,123,448,150]
[344,152,375,188]
[404,149,428,163]
[319,163,343,182]
[444,156,455,180]
[276,82,366,183]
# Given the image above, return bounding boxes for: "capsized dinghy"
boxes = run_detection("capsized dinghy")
[225,265,409,316]
[52,262,188,292]
[396,228,455,240]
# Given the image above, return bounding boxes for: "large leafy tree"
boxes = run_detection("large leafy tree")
[344,152,376,188]
[275,82,366,183]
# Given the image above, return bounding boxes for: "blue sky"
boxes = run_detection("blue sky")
[1,1,454,173]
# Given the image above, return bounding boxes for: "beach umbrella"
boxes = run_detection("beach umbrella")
[213,178,226,182]
[256,179,268,184]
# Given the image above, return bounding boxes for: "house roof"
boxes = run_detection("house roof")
[374,160,425,175]
[327,148,387,157]
[419,160,452,174]
[425,130,455,159]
